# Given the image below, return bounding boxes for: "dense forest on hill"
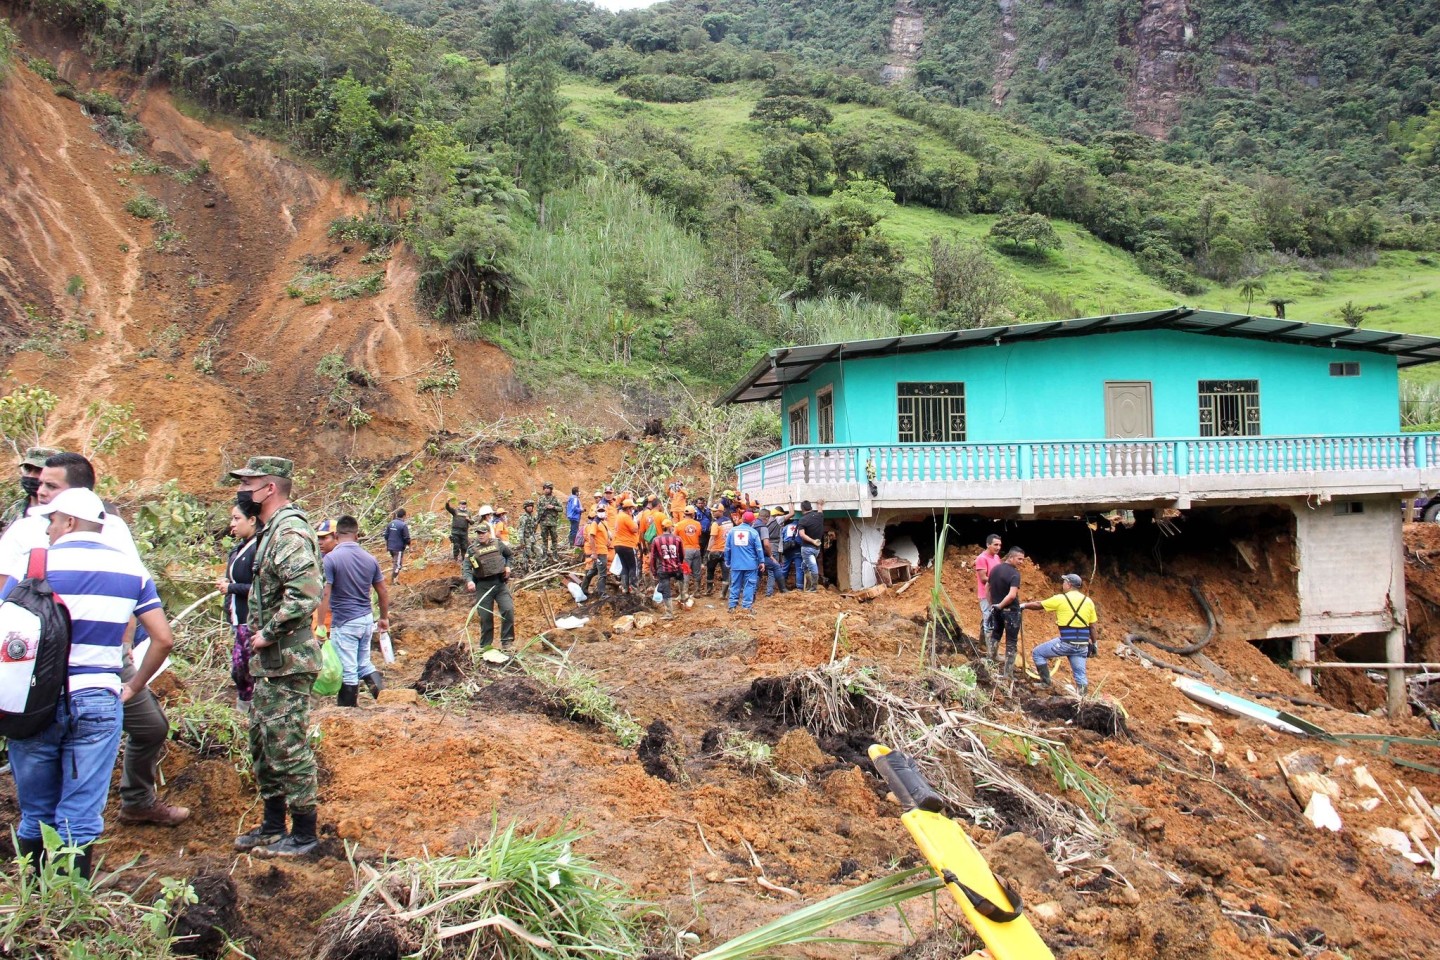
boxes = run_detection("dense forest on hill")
[4,0,1439,391]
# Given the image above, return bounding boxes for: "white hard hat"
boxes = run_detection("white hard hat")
[477,504,494,518]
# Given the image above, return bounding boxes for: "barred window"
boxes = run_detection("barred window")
[788,400,809,445]
[816,388,835,444]
[1198,380,1260,437]
[898,382,966,443]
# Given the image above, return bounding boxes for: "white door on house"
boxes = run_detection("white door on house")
[1104,381,1154,438]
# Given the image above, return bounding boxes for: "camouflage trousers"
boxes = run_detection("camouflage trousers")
[540,521,560,556]
[249,673,319,811]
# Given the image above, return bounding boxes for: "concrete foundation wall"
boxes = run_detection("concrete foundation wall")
[1290,495,1405,633]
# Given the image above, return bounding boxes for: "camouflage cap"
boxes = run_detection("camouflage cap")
[228,456,294,479]
[542,481,554,489]
[20,446,62,469]
[474,522,492,535]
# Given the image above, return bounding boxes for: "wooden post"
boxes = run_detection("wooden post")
[1387,625,1407,721]
[1292,634,1316,686]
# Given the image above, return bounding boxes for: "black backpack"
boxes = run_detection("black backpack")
[0,549,73,739]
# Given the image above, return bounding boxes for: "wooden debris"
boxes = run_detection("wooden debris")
[1175,711,1213,727]
[843,584,889,603]
[1202,727,1226,757]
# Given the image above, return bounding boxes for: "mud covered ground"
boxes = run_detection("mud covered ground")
[3,524,1431,960]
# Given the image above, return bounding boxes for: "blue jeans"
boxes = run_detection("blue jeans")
[765,554,790,595]
[728,569,759,609]
[9,688,124,845]
[800,546,820,589]
[1033,638,1090,688]
[333,615,377,686]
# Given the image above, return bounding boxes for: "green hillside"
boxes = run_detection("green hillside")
[5,0,1439,397]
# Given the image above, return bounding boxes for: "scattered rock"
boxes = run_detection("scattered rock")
[773,729,827,776]
[1234,836,1291,875]
[1179,848,1228,880]
[1030,900,1063,922]
[983,832,1060,892]
[613,615,636,633]
[422,579,458,606]
[336,818,366,841]
[1141,816,1167,839]
[378,688,422,705]
[633,613,657,630]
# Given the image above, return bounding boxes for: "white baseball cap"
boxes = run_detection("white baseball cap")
[35,487,107,523]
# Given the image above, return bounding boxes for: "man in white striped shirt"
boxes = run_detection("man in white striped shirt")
[2,488,175,878]
[0,452,189,827]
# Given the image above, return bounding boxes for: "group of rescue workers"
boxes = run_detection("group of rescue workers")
[0,439,1097,879]
[444,481,831,649]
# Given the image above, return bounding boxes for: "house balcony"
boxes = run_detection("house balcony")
[734,433,1440,515]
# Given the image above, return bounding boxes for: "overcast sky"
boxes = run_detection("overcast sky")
[590,0,667,9]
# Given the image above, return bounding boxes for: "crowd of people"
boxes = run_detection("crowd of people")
[0,437,1109,880]
[448,480,832,645]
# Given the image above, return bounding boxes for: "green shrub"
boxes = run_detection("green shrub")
[124,192,165,220]
[616,73,711,103]
[0,825,196,959]
[76,88,127,116]
[26,57,61,84]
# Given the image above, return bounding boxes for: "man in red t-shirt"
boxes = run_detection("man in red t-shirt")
[974,533,1003,645]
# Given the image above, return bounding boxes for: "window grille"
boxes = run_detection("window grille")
[897,382,966,443]
[788,401,809,445]
[1198,380,1260,437]
[1329,362,1360,377]
[816,389,835,444]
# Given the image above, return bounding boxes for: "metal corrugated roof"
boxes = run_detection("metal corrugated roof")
[717,308,1440,405]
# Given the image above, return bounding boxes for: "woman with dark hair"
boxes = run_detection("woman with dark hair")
[217,503,260,712]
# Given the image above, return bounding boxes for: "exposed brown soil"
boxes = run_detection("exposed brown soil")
[5,26,1440,960]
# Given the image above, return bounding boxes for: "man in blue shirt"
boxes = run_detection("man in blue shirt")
[319,516,390,706]
[2,487,175,878]
[383,509,411,583]
[724,510,765,613]
[565,486,584,550]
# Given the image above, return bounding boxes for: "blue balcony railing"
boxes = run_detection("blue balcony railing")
[734,434,1440,492]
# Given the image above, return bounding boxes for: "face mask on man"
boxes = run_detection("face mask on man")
[235,486,266,518]
[19,476,41,498]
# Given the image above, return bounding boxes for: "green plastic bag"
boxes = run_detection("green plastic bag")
[312,638,342,696]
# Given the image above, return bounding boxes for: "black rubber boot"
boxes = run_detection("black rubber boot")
[235,795,287,850]
[363,672,384,699]
[66,845,93,881]
[259,808,318,858]
[337,684,359,707]
[1035,661,1053,687]
[16,835,44,873]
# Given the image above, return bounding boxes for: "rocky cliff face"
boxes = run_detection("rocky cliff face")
[1123,0,1200,138]
[880,0,925,85]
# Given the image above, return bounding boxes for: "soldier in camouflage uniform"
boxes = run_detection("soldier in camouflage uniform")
[229,456,324,858]
[537,482,562,562]
[0,446,60,535]
[516,499,539,570]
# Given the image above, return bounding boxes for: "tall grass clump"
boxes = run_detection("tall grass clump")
[509,174,704,363]
[320,822,644,960]
[518,651,645,748]
[0,825,197,958]
[775,294,917,346]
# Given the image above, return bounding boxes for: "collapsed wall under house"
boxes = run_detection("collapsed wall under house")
[837,497,1414,717]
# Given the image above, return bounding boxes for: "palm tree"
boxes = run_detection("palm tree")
[1266,296,1295,319]
[1238,277,1266,314]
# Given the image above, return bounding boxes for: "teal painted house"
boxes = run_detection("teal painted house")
[723,311,1424,450]
[719,309,1440,671]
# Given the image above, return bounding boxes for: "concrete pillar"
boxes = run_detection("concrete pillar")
[1292,634,1316,686]
[1386,626,1407,721]
[845,515,886,590]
